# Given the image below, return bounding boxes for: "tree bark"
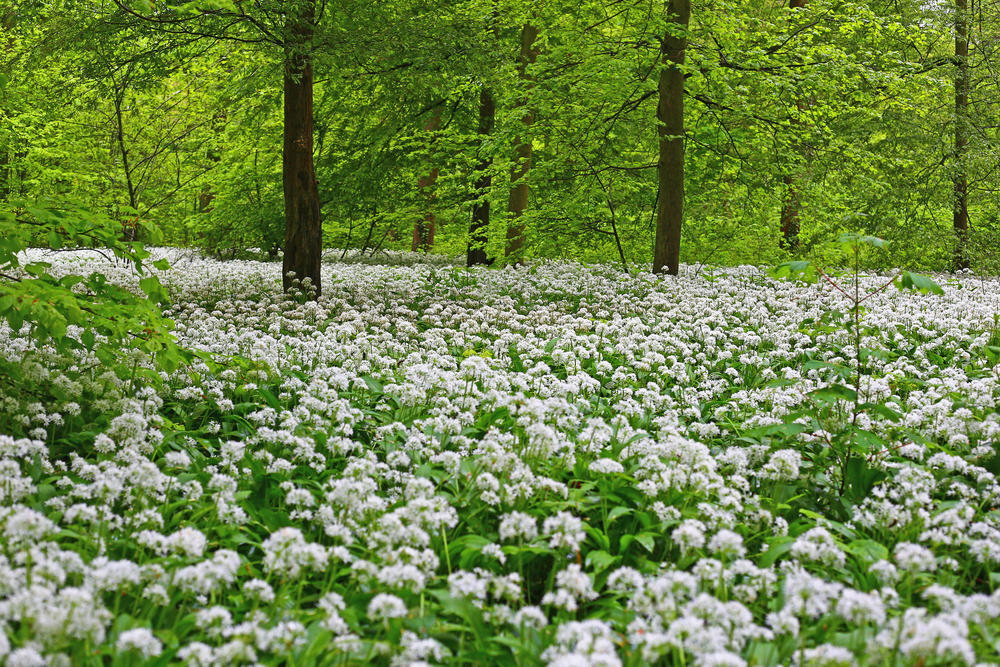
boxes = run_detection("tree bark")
[468,87,495,266]
[282,0,323,296]
[412,112,441,253]
[779,0,807,252]
[653,0,689,275]
[779,174,801,251]
[505,22,539,263]
[953,0,970,271]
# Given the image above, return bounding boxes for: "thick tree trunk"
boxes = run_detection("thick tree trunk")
[412,112,441,253]
[505,22,539,263]
[468,88,495,266]
[953,0,970,271]
[282,0,323,296]
[779,0,807,252]
[653,0,689,275]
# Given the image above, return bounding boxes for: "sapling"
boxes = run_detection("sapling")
[772,233,943,499]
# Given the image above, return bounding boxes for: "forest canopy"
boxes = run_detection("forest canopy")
[2,0,998,285]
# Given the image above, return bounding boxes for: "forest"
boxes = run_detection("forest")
[3,0,999,276]
[2,0,1000,665]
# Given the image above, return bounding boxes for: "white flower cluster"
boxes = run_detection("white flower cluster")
[1,250,999,664]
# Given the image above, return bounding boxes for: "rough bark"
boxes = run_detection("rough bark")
[653,0,689,275]
[953,0,970,271]
[779,0,807,252]
[282,0,323,296]
[505,22,539,263]
[468,88,495,266]
[412,112,441,253]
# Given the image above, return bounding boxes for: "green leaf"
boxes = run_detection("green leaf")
[846,539,888,563]
[746,422,809,439]
[635,532,655,553]
[758,536,795,567]
[585,549,618,572]
[606,506,631,525]
[858,402,902,422]
[809,384,858,403]
[897,271,944,295]
[770,261,816,282]
[838,233,886,248]
[849,427,885,451]
[362,375,384,393]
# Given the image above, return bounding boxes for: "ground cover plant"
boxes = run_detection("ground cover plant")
[2,249,1000,666]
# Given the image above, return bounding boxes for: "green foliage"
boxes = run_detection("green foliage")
[0,198,183,377]
[770,235,943,506]
[4,0,998,269]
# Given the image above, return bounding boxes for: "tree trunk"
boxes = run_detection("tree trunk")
[505,22,539,263]
[112,70,139,242]
[779,173,801,251]
[653,0,689,275]
[282,0,323,297]
[953,0,970,271]
[0,10,12,201]
[412,112,441,253]
[779,0,807,252]
[468,87,495,266]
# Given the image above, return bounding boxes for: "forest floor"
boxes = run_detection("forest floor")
[2,249,1000,665]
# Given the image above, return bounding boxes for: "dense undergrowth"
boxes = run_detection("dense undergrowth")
[1,249,1000,665]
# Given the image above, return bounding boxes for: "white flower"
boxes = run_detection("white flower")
[868,559,898,584]
[499,511,538,542]
[792,644,855,666]
[761,449,801,480]
[244,578,275,603]
[5,648,47,667]
[368,593,408,620]
[543,511,586,551]
[262,527,329,578]
[116,628,163,658]
[894,542,936,573]
[790,527,845,568]
[672,519,707,554]
[588,458,624,475]
[707,529,745,559]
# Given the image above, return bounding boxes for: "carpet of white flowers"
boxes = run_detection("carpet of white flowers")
[2,249,1000,666]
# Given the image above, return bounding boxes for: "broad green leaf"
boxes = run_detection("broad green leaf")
[897,271,944,295]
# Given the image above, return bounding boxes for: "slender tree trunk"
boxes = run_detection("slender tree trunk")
[653,0,689,275]
[282,0,323,296]
[412,112,441,252]
[953,0,970,270]
[505,22,539,263]
[468,87,495,266]
[111,71,139,241]
[779,0,807,251]
[779,173,801,250]
[1,10,13,201]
